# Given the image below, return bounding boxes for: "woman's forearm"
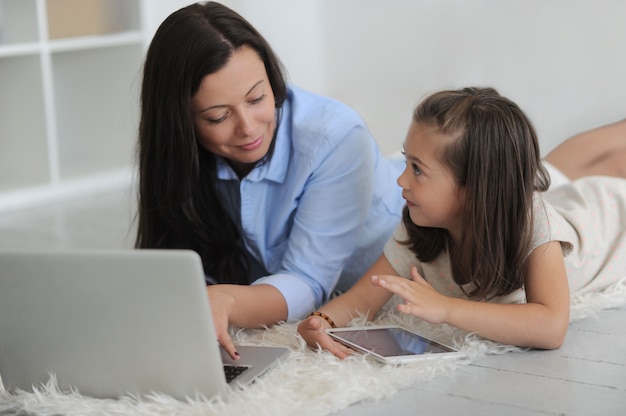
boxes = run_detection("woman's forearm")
[209,283,288,328]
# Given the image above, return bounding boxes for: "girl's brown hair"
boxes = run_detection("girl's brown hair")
[403,87,550,299]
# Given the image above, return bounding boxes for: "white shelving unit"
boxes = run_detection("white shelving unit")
[0,0,147,212]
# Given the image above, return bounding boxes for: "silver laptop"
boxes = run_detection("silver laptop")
[0,249,289,400]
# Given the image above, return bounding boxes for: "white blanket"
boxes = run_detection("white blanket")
[1,278,625,416]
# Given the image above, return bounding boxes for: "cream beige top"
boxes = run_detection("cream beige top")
[383,176,626,304]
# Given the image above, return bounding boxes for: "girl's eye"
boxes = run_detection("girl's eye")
[411,162,422,176]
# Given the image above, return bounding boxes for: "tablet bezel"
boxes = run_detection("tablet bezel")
[326,325,464,363]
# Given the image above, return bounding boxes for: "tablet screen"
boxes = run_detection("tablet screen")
[329,327,455,357]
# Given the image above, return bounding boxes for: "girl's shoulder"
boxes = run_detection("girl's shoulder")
[531,192,575,256]
[539,175,626,248]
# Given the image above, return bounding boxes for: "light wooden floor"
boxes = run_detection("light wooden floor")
[0,188,624,416]
[336,307,626,416]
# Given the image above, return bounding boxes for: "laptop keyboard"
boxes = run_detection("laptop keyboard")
[224,364,250,383]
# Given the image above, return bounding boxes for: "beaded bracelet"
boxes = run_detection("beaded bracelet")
[307,311,337,328]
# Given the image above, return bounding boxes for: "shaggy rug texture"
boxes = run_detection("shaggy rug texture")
[1,278,625,416]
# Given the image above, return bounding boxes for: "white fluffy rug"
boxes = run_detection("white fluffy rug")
[1,278,625,416]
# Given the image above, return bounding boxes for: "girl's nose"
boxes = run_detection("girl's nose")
[397,165,409,189]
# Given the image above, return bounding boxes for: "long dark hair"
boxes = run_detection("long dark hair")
[403,87,550,299]
[135,2,287,284]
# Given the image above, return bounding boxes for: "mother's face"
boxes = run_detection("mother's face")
[190,46,276,175]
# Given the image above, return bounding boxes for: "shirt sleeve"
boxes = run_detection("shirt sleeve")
[531,193,574,256]
[253,124,377,321]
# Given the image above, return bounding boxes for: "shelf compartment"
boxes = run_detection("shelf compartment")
[0,54,50,192]
[51,43,143,180]
[0,0,39,46]
[46,0,140,40]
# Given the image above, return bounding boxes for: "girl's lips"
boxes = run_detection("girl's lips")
[240,136,263,151]
[405,199,416,207]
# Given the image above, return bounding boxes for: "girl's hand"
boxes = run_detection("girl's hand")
[371,266,450,324]
[297,316,354,360]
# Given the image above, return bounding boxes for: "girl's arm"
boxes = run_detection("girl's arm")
[297,254,397,358]
[373,241,570,349]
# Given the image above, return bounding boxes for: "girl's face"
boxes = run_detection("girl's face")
[398,121,466,242]
[190,46,276,176]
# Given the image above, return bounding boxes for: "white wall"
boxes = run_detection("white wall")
[145,0,626,156]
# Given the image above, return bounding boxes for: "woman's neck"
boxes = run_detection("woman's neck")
[227,160,255,180]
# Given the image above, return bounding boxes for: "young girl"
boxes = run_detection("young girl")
[298,87,626,355]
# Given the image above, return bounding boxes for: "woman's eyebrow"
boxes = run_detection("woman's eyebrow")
[244,80,265,96]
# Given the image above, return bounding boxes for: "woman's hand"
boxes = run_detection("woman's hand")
[297,316,354,360]
[371,265,450,324]
[206,286,239,360]
[206,283,289,360]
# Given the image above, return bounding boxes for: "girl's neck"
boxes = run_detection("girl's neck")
[447,225,463,246]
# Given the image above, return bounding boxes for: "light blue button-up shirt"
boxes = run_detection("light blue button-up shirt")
[214,85,404,320]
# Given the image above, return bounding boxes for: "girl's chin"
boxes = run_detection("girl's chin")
[408,212,431,228]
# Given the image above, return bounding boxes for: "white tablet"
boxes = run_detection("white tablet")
[327,325,464,363]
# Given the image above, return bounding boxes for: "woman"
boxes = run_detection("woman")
[135,1,404,359]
